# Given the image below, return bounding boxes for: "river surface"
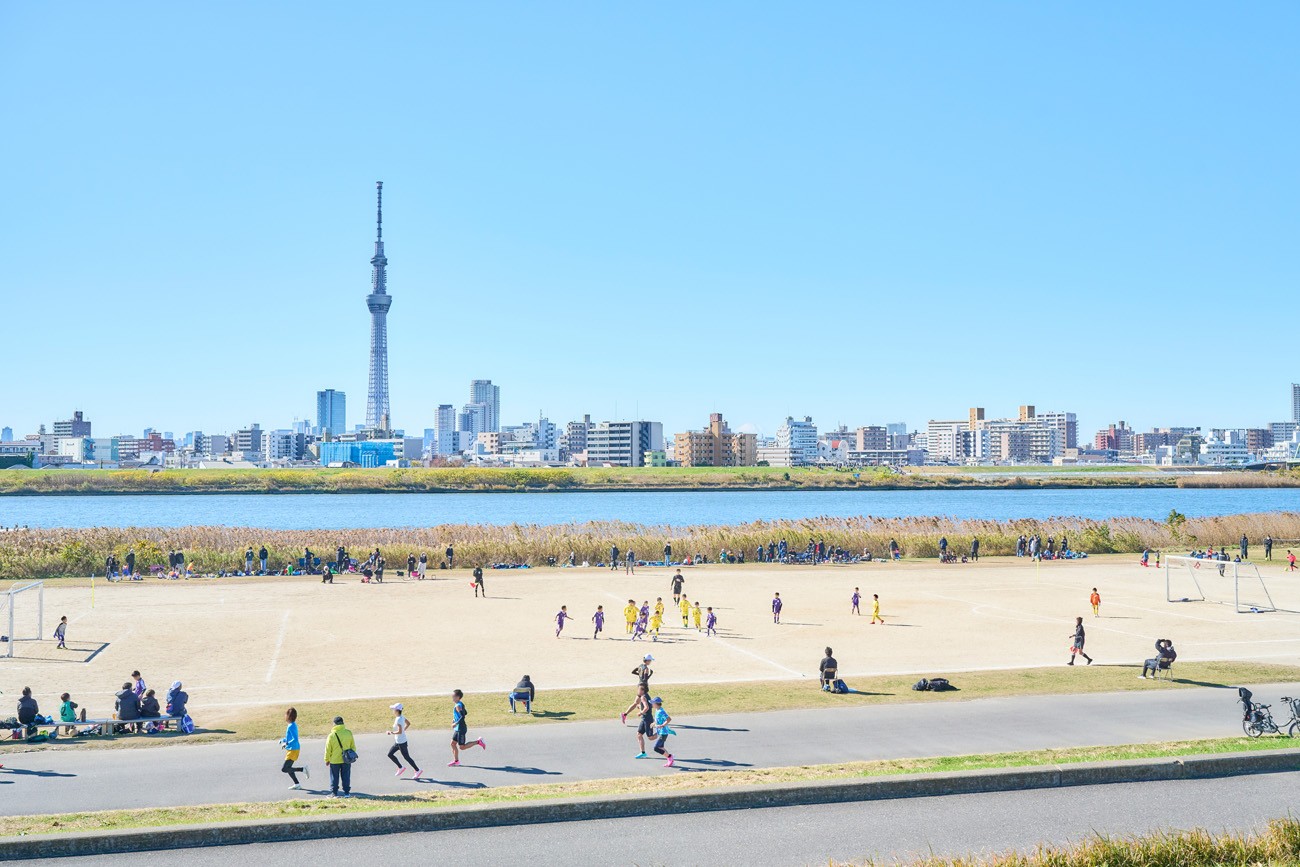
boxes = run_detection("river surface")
[0,488,1296,529]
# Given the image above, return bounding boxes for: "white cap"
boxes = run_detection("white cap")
[390,702,404,711]
[643,654,654,662]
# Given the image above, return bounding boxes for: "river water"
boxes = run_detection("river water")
[0,488,1296,529]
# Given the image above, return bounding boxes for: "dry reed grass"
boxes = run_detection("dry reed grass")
[2,512,1299,578]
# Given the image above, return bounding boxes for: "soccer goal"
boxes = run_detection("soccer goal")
[1,581,44,658]
[1165,556,1277,613]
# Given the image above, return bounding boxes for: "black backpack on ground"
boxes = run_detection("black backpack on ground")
[913,677,953,692]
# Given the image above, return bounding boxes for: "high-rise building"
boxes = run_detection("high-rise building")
[469,380,500,432]
[365,181,393,432]
[1292,383,1300,423]
[317,389,346,437]
[855,425,889,451]
[775,416,819,466]
[53,411,91,439]
[674,413,758,467]
[458,404,488,437]
[586,420,663,467]
[560,415,592,460]
[0,427,11,442]
[432,404,457,455]
[233,424,263,459]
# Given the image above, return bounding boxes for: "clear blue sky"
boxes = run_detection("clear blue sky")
[2,3,1296,440]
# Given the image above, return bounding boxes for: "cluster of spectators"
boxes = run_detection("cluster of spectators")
[14,673,188,737]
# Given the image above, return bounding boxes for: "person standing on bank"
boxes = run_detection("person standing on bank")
[1068,616,1093,666]
[325,715,356,797]
[445,545,455,569]
[387,702,422,779]
[279,707,309,789]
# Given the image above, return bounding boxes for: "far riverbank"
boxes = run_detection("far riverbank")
[0,465,1296,497]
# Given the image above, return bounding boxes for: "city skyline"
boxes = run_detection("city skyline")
[2,5,1298,437]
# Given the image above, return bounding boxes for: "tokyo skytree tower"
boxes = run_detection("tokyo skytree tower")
[365,181,392,431]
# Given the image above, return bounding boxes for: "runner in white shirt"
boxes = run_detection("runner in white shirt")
[386,702,423,779]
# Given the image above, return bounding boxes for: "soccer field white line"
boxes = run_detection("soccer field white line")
[264,610,291,683]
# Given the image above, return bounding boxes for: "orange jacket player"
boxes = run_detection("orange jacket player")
[1089,588,1101,617]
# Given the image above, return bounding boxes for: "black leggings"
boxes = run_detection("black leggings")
[388,742,417,769]
[281,758,303,783]
[654,734,671,756]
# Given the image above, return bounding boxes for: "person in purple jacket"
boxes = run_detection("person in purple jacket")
[705,606,717,637]
[771,592,783,624]
[592,605,605,639]
[555,606,572,638]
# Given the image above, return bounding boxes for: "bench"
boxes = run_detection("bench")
[8,714,188,740]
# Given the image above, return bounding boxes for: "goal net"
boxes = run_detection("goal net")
[1,581,44,658]
[1165,555,1277,613]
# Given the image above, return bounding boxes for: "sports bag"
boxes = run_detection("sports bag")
[912,679,929,691]
[927,677,952,691]
[833,679,848,694]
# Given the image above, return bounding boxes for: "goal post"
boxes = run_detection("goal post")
[1,581,44,658]
[1164,555,1276,614]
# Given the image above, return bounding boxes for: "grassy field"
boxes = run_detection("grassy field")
[883,818,1300,866]
[22,661,1300,750]
[5,465,1294,497]
[1,735,1292,839]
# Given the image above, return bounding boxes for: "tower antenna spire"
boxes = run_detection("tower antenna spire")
[365,181,393,432]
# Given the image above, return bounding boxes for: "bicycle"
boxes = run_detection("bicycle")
[1240,690,1286,738]
[1277,696,1300,737]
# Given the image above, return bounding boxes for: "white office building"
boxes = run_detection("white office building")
[469,380,501,432]
[586,421,663,467]
[432,404,458,455]
[776,416,819,466]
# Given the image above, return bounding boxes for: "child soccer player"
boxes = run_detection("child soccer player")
[649,608,663,642]
[772,592,782,624]
[632,609,648,641]
[679,595,690,627]
[871,593,884,625]
[624,600,638,635]
[592,605,605,639]
[692,601,702,631]
[448,689,486,766]
[651,697,676,767]
[851,588,861,615]
[555,605,572,638]
[59,692,78,735]
[705,606,717,636]
[54,616,68,649]
[654,597,665,621]
[1090,588,1101,617]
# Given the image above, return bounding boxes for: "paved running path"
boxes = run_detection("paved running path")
[1,683,1289,817]
[92,772,1300,867]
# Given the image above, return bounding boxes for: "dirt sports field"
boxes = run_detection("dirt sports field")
[4,555,1300,721]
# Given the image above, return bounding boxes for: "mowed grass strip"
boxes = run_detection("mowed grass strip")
[2,735,1294,839]
[854,818,1300,866]
[21,661,1300,750]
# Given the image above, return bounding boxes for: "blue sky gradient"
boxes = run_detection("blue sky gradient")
[2,3,1296,439]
